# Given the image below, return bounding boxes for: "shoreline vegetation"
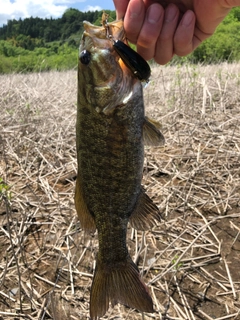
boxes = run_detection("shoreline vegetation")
[0,7,240,74]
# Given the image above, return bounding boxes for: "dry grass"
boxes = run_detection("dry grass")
[0,62,240,320]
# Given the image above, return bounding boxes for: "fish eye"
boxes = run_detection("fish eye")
[80,50,91,65]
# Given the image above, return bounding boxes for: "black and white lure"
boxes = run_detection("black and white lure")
[103,16,151,83]
[112,39,151,82]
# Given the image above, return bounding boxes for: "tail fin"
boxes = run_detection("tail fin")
[90,255,153,319]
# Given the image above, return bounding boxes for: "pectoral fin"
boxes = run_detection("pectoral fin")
[75,176,96,232]
[143,116,165,146]
[129,187,162,231]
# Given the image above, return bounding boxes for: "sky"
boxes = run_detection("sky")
[0,0,115,26]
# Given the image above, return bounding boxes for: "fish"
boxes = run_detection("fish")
[75,19,165,319]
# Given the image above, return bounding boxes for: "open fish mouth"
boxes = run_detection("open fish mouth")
[81,20,125,51]
[81,19,151,83]
[79,19,138,115]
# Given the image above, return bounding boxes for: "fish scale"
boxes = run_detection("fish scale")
[78,91,144,213]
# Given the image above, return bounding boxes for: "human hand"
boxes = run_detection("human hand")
[113,0,240,64]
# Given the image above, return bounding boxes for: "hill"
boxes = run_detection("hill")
[0,9,116,73]
[0,7,240,73]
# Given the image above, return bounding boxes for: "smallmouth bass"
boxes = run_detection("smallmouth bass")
[75,19,165,319]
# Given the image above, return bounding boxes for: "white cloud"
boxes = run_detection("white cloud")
[0,0,86,26]
[83,5,102,12]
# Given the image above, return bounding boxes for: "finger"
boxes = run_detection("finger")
[154,4,179,65]
[173,10,197,56]
[124,0,145,44]
[136,3,164,61]
[113,0,129,19]
[221,0,240,7]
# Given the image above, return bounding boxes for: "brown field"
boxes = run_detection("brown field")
[0,63,240,320]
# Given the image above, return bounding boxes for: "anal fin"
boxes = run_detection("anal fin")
[129,187,162,230]
[75,176,96,232]
[143,116,165,146]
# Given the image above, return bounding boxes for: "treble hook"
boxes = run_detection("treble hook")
[101,12,151,82]
[101,11,111,38]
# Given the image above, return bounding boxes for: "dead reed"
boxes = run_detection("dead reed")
[0,63,240,319]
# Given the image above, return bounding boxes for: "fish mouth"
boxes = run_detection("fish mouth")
[79,19,137,115]
[82,20,125,50]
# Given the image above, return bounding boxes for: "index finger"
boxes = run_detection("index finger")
[113,0,130,19]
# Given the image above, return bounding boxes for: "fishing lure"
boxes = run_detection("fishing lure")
[101,14,150,82]
[113,39,151,82]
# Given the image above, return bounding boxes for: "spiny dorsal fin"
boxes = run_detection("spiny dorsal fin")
[75,177,96,232]
[90,255,153,320]
[129,187,162,231]
[143,116,165,146]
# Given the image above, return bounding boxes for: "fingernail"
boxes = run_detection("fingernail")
[165,4,178,22]
[182,10,194,27]
[147,4,163,24]
[129,0,143,18]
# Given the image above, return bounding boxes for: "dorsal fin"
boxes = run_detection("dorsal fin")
[143,116,165,146]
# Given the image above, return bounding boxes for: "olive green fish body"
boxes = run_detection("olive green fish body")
[78,81,144,252]
[75,20,164,319]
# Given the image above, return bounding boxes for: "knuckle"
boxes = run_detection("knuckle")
[158,32,172,43]
[138,34,156,47]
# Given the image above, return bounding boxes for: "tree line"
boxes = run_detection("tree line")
[0,7,240,73]
[0,9,116,73]
[0,9,116,43]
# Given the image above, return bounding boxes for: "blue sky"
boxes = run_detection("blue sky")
[0,0,115,26]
